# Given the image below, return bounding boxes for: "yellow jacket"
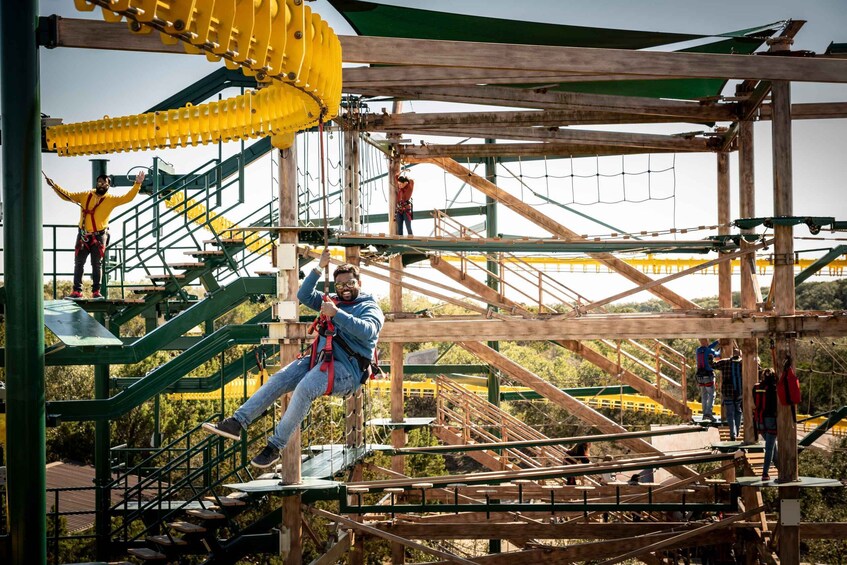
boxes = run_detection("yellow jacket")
[51,181,141,232]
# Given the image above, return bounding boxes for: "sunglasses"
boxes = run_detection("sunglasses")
[335,280,358,289]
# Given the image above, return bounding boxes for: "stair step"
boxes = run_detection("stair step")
[168,521,207,534]
[147,534,188,547]
[203,238,244,246]
[148,274,187,281]
[127,547,168,561]
[185,250,225,258]
[186,508,226,521]
[167,262,206,270]
[203,495,247,508]
[132,286,165,293]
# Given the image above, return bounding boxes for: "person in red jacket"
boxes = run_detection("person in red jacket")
[395,174,414,235]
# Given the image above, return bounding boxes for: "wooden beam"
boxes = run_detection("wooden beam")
[54,17,185,53]
[351,84,735,119]
[361,109,732,130]
[596,505,765,565]
[429,255,688,416]
[400,143,675,158]
[343,65,675,87]
[306,507,479,565]
[338,35,847,83]
[307,531,351,565]
[573,241,771,314]
[555,340,690,417]
[269,312,847,343]
[760,101,847,120]
[457,341,694,479]
[422,157,699,309]
[395,126,712,152]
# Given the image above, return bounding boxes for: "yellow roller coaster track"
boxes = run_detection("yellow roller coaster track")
[47,0,342,155]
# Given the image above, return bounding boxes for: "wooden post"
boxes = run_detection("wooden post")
[771,38,800,565]
[717,151,732,423]
[278,141,302,565]
[387,101,406,565]
[344,114,364,448]
[738,119,759,445]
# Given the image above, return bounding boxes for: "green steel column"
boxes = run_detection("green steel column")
[90,159,112,560]
[1,0,46,563]
[484,139,500,407]
[94,313,111,560]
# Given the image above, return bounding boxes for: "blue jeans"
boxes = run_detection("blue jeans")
[722,397,742,439]
[396,212,413,235]
[763,417,778,475]
[233,356,358,451]
[700,383,715,417]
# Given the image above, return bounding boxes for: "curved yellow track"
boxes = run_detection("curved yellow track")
[47,0,342,155]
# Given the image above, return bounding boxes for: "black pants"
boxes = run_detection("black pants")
[73,230,108,292]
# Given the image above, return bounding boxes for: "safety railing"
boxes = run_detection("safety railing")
[105,155,278,298]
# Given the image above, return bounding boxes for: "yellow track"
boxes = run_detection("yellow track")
[167,375,846,436]
[443,255,847,277]
[48,0,342,155]
[164,191,272,255]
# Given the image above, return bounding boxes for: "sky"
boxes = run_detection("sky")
[2,0,846,304]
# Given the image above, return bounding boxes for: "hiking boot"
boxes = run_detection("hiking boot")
[202,417,243,441]
[91,291,103,299]
[251,444,281,469]
[67,291,83,299]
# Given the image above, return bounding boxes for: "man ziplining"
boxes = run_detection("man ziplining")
[203,248,385,469]
[45,170,145,299]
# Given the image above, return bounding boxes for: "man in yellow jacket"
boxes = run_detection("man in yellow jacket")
[45,170,145,299]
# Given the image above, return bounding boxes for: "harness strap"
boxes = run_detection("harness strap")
[82,193,106,233]
[306,295,340,396]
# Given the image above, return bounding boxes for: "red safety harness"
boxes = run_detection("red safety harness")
[307,295,339,395]
[396,199,413,220]
[81,193,105,233]
[306,294,381,396]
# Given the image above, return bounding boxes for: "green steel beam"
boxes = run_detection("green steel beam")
[1,0,47,562]
[794,245,847,286]
[500,385,639,402]
[485,139,500,411]
[326,205,488,225]
[42,277,274,365]
[799,406,847,448]
[47,324,268,422]
[145,68,257,112]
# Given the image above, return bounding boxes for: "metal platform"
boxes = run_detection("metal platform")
[43,300,122,347]
[224,476,341,494]
[736,476,844,488]
[301,444,392,479]
[366,417,435,429]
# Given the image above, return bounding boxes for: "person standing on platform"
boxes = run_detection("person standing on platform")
[395,174,414,235]
[694,338,721,421]
[715,348,743,441]
[754,368,779,481]
[203,248,384,469]
[45,170,145,299]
